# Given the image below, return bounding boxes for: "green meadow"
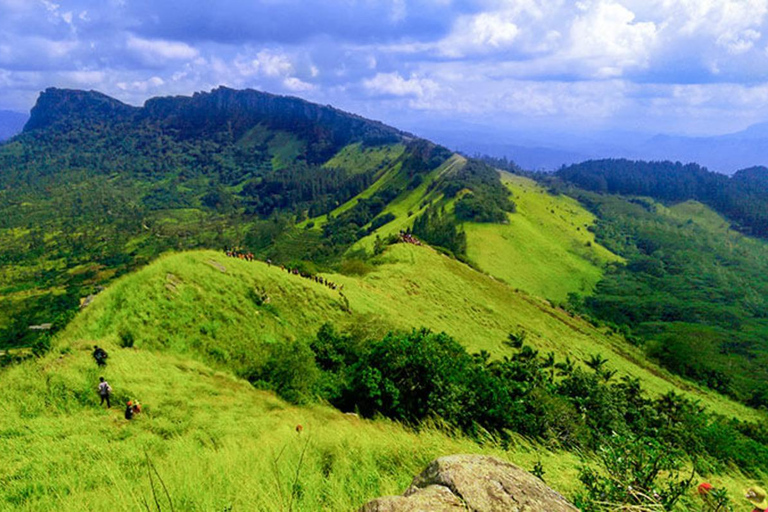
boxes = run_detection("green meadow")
[1,241,764,510]
[464,173,622,302]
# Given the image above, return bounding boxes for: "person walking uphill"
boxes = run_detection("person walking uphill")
[92,345,108,367]
[747,487,768,512]
[98,377,112,408]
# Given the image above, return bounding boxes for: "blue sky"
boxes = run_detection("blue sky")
[2,0,768,137]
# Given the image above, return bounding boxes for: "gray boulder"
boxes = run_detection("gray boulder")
[359,454,579,512]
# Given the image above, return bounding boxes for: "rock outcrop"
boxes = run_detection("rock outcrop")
[359,455,579,512]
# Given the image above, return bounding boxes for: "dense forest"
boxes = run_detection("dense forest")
[545,176,768,404]
[556,159,768,238]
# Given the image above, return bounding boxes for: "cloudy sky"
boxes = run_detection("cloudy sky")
[2,0,768,138]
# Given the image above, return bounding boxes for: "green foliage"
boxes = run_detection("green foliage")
[556,159,768,239]
[698,487,734,512]
[443,160,516,223]
[118,330,135,349]
[412,205,467,257]
[298,325,768,478]
[558,190,768,401]
[247,340,320,405]
[574,435,693,511]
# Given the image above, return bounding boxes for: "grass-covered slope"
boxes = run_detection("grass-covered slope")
[560,190,768,402]
[3,336,580,511]
[2,242,765,510]
[464,173,621,301]
[65,247,755,420]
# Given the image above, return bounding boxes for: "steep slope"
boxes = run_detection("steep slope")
[464,173,622,301]
[3,336,574,511]
[316,164,620,302]
[64,247,755,420]
[1,242,762,510]
[0,87,443,349]
[553,185,768,402]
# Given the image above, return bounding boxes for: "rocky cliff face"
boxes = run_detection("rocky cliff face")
[359,455,579,512]
[24,88,138,132]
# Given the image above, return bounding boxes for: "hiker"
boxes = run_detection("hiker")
[98,377,112,408]
[746,487,768,512]
[124,399,143,420]
[92,345,108,367]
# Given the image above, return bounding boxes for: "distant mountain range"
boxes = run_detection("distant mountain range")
[637,123,768,174]
[0,110,28,140]
[409,120,768,175]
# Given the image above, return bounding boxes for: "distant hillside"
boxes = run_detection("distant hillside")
[551,161,768,402]
[638,123,768,174]
[0,110,28,140]
[0,87,513,351]
[556,159,768,238]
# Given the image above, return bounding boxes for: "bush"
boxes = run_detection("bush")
[574,435,693,512]
[248,341,320,404]
[119,330,135,348]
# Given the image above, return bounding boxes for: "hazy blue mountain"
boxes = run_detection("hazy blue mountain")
[638,124,768,174]
[407,118,768,174]
[0,110,29,140]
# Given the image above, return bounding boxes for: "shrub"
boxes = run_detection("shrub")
[248,341,320,404]
[574,435,693,512]
[119,330,135,348]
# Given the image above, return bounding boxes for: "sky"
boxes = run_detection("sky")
[2,0,768,140]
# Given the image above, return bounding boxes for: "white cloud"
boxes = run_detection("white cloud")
[235,50,294,78]
[567,1,657,78]
[126,35,199,63]
[439,11,521,57]
[64,70,105,85]
[116,75,165,92]
[283,76,314,91]
[363,72,439,98]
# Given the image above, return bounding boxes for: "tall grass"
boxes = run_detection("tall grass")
[1,239,763,509]
[0,339,579,511]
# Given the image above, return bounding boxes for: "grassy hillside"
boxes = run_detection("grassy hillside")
[2,336,583,511]
[559,189,768,402]
[321,166,620,302]
[64,247,756,420]
[2,242,765,510]
[464,173,622,302]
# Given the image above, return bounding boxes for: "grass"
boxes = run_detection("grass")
[464,173,622,302]
[63,246,757,420]
[1,241,764,509]
[322,143,405,176]
[0,334,580,511]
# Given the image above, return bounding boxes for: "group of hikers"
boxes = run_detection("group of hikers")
[277,264,344,292]
[398,230,422,246]
[225,249,255,261]
[699,481,768,511]
[223,249,344,292]
[93,345,142,421]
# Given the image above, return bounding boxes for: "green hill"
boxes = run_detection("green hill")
[63,246,755,419]
[1,242,763,510]
[464,173,622,302]
[6,87,768,511]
